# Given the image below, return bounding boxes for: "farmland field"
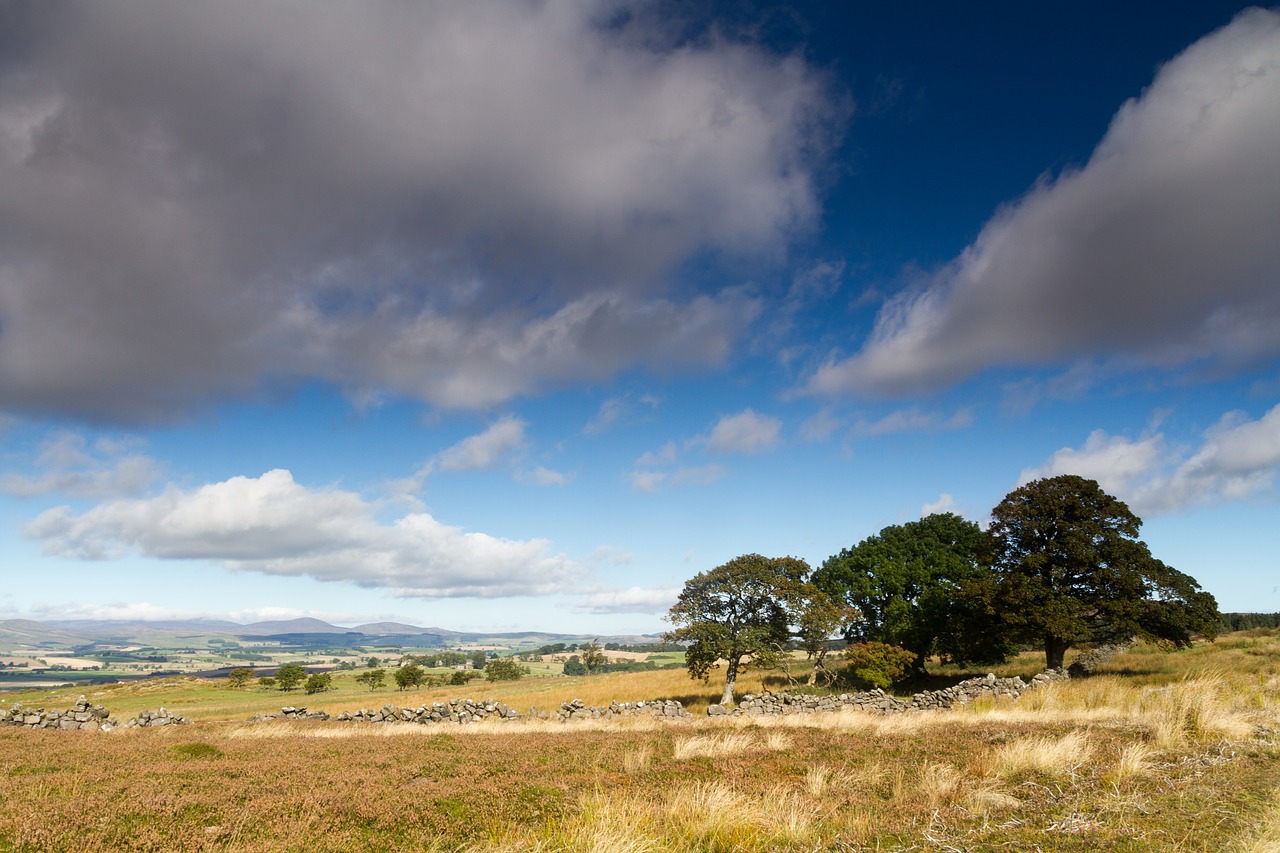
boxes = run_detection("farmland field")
[2,631,1278,851]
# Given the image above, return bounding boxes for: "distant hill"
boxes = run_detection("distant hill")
[351,621,439,635]
[45,619,243,635]
[0,617,665,650]
[234,618,351,636]
[0,619,94,647]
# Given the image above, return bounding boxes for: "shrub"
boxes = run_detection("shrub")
[563,656,587,676]
[842,642,916,690]
[304,672,332,694]
[484,657,525,682]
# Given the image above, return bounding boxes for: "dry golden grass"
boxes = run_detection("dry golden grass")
[3,631,1280,852]
[988,730,1093,778]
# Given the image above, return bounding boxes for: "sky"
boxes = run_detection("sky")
[1,1,1278,635]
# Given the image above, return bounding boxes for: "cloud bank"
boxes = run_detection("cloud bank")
[1021,403,1280,515]
[0,0,839,420]
[24,469,580,598]
[809,8,1280,396]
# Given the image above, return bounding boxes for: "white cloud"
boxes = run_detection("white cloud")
[518,466,569,486]
[1022,403,1280,515]
[577,586,680,615]
[0,430,161,499]
[0,1,839,420]
[23,469,580,598]
[635,441,677,467]
[851,407,973,437]
[436,416,525,472]
[921,493,955,516]
[707,409,782,454]
[1019,430,1164,497]
[807,9,1280,397]
[628,464,726,493]
[799,408,841,443]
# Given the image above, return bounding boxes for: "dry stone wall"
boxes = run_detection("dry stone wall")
[248,696,691,725]
[710,669,1070,717]
[0,695,116,731]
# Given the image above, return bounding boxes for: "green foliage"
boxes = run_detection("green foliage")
[484,657,525,682]
[841,642,916,690]
[1221,612,1280,632]
[256,677,276,689]
[355,668,386,691]
[449,670,481,686]
[304,672,332,694]
[562,656,587,676]
[988,475,1220,670]
[665,553,833,705]
[394,664,425,691]
[813,513,1001,669]
[273,663,307,692]
[579,640,606,673]
[225,667,254,689]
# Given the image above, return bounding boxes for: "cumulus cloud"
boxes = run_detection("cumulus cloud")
[23,469,580,598]
[629,464,726,493]
[517,466,570,486]
[706,409,782,453]
[921,493,955,516]
[850,406,973,437]
[577,586,680,615]
[0,430,160,498]
[1021,403,1280,515]
[808,9,1280,396]
[436,416,526,472]
[0,1,839,421]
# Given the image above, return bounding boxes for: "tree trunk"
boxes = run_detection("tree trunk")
[720,657,739,706]
[1044,635,1069,671]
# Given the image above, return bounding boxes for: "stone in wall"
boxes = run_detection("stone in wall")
[0,695,116,731]
[124,707,191,728]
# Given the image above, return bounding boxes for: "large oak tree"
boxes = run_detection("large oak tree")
[812,513,1003,670]
[988,475,1219,670]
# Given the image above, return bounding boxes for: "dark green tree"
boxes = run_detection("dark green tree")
[226,666,254,689]
[355,668,386,691]
[469,651,487,670]
[562,656,587,676]
[988,475,1220,670]
[665,553,825,706]
[274,663,307,691]
[813,513,999,669]
[394,663,425,691]
[304,672,332,694]
[484,657,525,682]
[579,640,607,673]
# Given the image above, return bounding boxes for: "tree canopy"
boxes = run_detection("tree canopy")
[988,475,1219,670]
[274,663,307,692]
[812,513,1001,669]
[665,553,839,706]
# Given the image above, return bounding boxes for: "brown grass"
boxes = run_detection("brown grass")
[2,631,1279,851]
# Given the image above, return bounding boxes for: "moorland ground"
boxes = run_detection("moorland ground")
[2,631,1279,852]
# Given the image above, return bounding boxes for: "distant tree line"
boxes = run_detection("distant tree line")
[1220,613,1280,631]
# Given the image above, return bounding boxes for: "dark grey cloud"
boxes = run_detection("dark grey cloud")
[807,9,1280,397]
[0,1,840,420]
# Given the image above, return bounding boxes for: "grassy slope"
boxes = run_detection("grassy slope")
[0,631,1277,852]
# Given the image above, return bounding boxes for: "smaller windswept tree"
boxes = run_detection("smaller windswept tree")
[355,668,386,691]
[665,554,841,706]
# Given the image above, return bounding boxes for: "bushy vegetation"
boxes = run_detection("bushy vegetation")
[841,642,917,690]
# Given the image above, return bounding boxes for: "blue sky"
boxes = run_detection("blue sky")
[1,1,1278,634]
